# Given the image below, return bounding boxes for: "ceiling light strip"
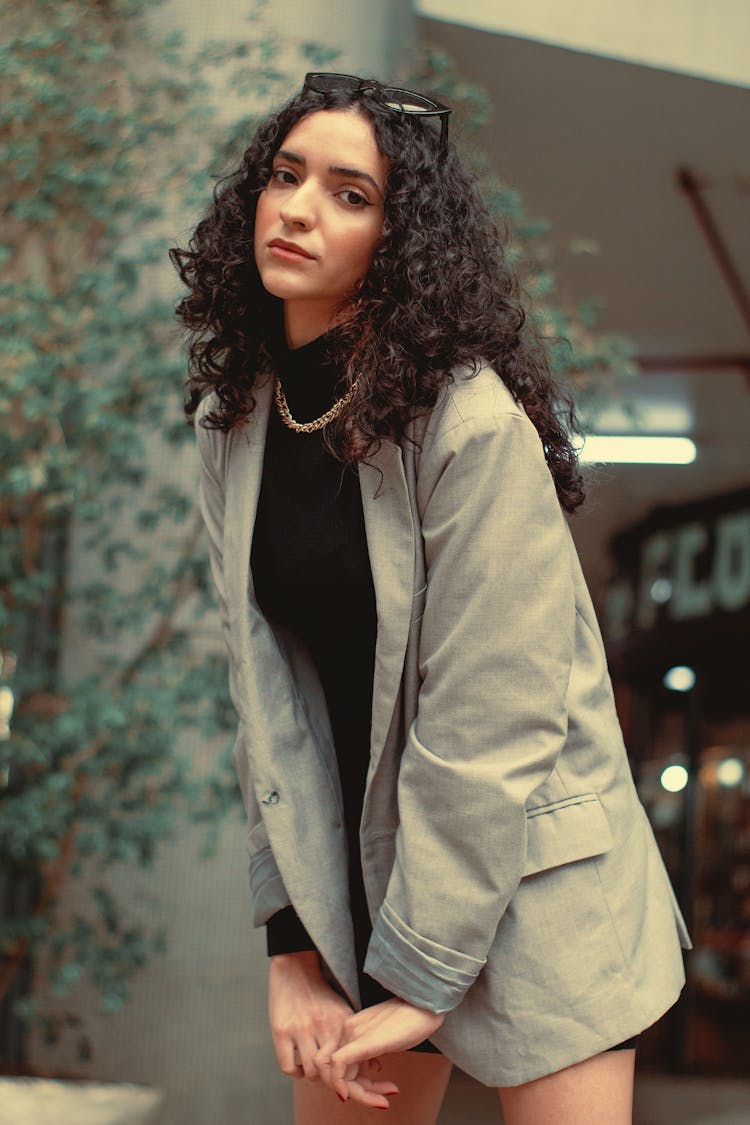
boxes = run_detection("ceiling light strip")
[578,436,697,464]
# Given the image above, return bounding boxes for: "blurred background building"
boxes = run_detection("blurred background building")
[419,0,750,1086]
[18,1,750,1121]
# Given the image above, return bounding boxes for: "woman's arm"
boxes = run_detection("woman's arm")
[364,408,577,1013]
[194,399,293,923]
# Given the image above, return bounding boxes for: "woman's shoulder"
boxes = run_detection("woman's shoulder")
[414,360,526,452]
[193,390,231,479]
[194,391,218,447]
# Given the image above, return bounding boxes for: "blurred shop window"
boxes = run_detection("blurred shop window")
[639,707,750,1075]
[691,732,750,1073]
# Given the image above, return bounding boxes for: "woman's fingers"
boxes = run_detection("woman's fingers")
[358,1076,400,1098]
[331,1041,384,1082]
[330,1021,402,1078]
[296,1033,322,1081]
[274,1035,305,1079]
[331,1068,399,1110]
[314,1036,342,1090]
[267,951,356,1085]
[332,1061,359,1101]
[314,1041,398,1108]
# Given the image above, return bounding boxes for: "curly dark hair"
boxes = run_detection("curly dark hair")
[169,80,585,512]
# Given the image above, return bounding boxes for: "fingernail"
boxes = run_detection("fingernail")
[336,1093,347,1103]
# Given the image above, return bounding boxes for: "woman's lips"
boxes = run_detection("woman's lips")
[268,239,314,261]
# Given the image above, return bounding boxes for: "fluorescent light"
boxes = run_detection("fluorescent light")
[578,435,697,464]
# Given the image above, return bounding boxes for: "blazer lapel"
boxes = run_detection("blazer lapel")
[358,444,416,775]
[219,381,415,1001]
[224,380,416,773]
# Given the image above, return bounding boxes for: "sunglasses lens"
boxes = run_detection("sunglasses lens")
[383,88,437,113]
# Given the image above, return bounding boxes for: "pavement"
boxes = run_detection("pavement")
[0,1079,162,1125]
[2,1069,747,1123]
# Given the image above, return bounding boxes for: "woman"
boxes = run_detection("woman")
[170,73,690,1124]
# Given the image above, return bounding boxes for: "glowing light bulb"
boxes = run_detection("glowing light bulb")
[663,666,696,693]
[660,764,689,793]
[716,758,744,788]
[649,578,672,604]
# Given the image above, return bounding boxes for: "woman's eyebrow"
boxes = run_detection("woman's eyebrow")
[329,165,382,196]
[276,149,382,196]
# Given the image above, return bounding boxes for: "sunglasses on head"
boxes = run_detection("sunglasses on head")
[302,72,452,156]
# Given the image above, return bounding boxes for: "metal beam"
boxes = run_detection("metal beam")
[676,166,750,338]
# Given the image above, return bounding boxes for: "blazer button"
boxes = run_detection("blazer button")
[262,790,280,806]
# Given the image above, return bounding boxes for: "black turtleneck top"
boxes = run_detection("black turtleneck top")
[250,324,378,963]
[250,323,445,1047]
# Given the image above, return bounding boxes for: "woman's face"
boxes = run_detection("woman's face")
[254,108,388,347]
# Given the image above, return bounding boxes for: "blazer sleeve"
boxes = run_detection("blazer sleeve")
[363,409,576,1013]
[194,398,292,924]
[194,396,244,716]
[266,905,317,956]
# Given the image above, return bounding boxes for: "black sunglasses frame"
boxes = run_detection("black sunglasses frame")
[302,71,452,155]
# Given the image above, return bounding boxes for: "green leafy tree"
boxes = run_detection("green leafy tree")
[0,0,335,1060]
[0,1,634,1064]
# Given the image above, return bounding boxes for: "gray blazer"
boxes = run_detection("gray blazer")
[195,362,690,1087]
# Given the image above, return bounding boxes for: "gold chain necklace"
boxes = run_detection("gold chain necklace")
[273,376,358,434]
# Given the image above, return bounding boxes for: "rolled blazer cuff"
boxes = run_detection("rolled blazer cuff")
[364,900,485,1013]
[249,845,292,927]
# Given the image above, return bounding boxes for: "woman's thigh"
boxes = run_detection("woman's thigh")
[294,1051,453,1125]
[498,1048,636,1125]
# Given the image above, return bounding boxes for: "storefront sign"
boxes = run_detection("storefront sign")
[636,511,750,627]
[605,487,750,642]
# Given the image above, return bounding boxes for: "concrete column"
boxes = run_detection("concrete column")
[152,0,415,89]
[29,6,418,1125]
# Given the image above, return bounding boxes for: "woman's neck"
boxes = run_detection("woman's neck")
[283,300,336,350]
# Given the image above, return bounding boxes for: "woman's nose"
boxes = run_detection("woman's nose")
[279,185,316,230]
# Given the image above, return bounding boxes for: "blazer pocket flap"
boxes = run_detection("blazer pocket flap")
[523,793,614,877]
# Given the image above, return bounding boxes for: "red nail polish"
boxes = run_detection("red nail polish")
[336,1093,346,1103]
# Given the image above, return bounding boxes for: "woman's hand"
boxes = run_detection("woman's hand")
[268,952,399,1108]
[315,997,446,1104]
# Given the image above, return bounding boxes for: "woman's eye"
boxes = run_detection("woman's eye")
[338,188,370,208]
[271,168,296,186]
